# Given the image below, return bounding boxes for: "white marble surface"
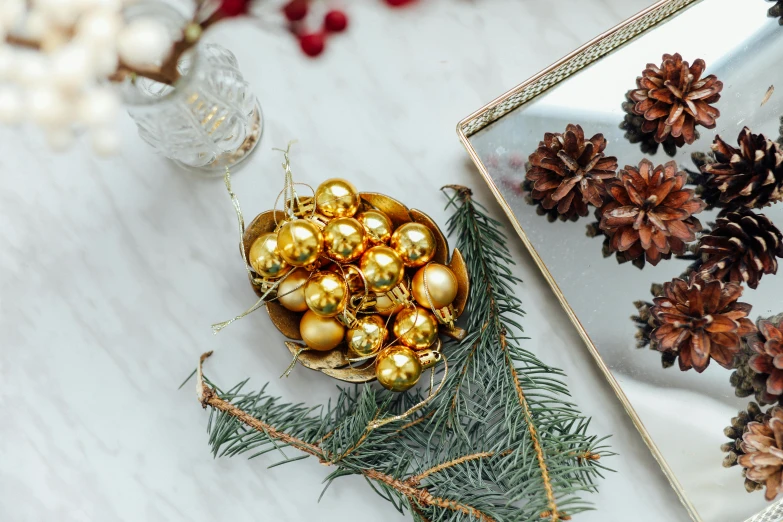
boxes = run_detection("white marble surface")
[0,1,698,521]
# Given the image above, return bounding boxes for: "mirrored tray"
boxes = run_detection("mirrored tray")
[458,1,783,521]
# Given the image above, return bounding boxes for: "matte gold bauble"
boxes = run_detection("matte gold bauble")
[248,232,291,278]
[393,306,439,350]
[300,310,345,351]
[346,315,387,357]
[360,246,405,293]
[374,293,404,316]
[390,223,437,267]
[304,272,347,317]
[411,263,458,309]
[276,268,310,312]
[356,210,393,245]
[323,217,367,263]
[375,345,422,392]
[315,178,360,218]
[276,219,323,267]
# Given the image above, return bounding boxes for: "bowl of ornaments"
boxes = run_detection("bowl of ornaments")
[242,178,469,392]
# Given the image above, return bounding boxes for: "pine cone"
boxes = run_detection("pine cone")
[738,406,783,500]
[620,92,681,157]
[723,402,767,469]
[748,315,783,403]
[770,0,783,24]
[697,127,783,209]
[599,159,706,266]
[698,208,783,289]
[525,124,618,220]
[629,53,722,145]
[650,274,756,373]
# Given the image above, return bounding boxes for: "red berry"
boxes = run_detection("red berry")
[218,0,251,17]
[283,0,308,22]
[299,33,325,57]
[324,10,348,32]
[385,0,412,6]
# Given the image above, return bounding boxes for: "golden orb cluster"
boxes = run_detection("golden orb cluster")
[245,178,463,392]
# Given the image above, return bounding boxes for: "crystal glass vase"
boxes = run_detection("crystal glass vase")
[122,3,261,173]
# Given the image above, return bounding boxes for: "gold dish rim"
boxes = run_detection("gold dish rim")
[453,1,752,521]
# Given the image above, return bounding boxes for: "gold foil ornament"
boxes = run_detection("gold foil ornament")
[375,345,422,392]
[248,232,291,278]
[357,209,393,245]
[323,217,367,263]
[411,263,458,309]
[390,222,437,267]
[393,306,439,350]
[315,178,360,218]
[360,246,405,293]
[300,310,345,351]
[346,315,387,357]
[276,268,310,312]
[276,219,324,267]
[304,272,347,317]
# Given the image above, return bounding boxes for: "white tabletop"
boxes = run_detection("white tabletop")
[0,1,695,521]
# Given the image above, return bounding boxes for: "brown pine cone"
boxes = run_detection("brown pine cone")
[599,159,706,266]
[620,92,681,157]
[525,124,618,219]
[737,406,783,500]
[748,315,783,402]
[722,402,767,469]
[629,53,722,145]
[697,127,783,209]
[698,208,783,289]
[770,0,783,24]
[650,274,756,373]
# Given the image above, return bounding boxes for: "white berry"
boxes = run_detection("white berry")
[117,19,172,68]
[77,9,122,45]
[27,86,70,126]
[0,87,23,124]
[79,87,119,127]
[52,44,94,91]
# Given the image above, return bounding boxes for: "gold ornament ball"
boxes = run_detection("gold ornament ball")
[300,310,346,351]
[360,246,405,293]
[375,345,422,392]
[357,210,393,245]
[346,315,387,357]
[323,217,367,263]
[304,272,347,317]
[411,263,458,309]
[276,219,324,267]
[393,306,439,350]
[277,268,310,312]
[315,178,361,218]
[374,293,404,316]
[390,223,437,267]
[248,233,291,278]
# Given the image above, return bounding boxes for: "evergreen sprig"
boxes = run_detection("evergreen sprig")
[197,187,612,521]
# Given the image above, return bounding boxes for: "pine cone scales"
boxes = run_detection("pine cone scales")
[650,275,756,373]
[629,53,722,145]
[699,128,783,209]
[749,316,783,399]
[599,160,706,266]
[699,209,783,289]
[738,407,783,501]
[526,124,618,219]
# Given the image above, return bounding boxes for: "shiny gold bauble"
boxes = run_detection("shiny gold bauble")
[300,310,345,351]
[247,233,291,278]
[375,345,422,392]
[304,272,347,317]
[323,217,367,263]
[276,268,310,312]
[346,315,387,357]
[393,306,439,350]
[360,246,405,293]
[276,219,324,267]
[356,209,393,245]
[315,178,360,218]
[390,223,437,267]
[374,293,404,316]
[411,263,458,309]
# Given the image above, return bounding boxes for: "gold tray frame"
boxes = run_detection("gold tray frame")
[457,1,783,521]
